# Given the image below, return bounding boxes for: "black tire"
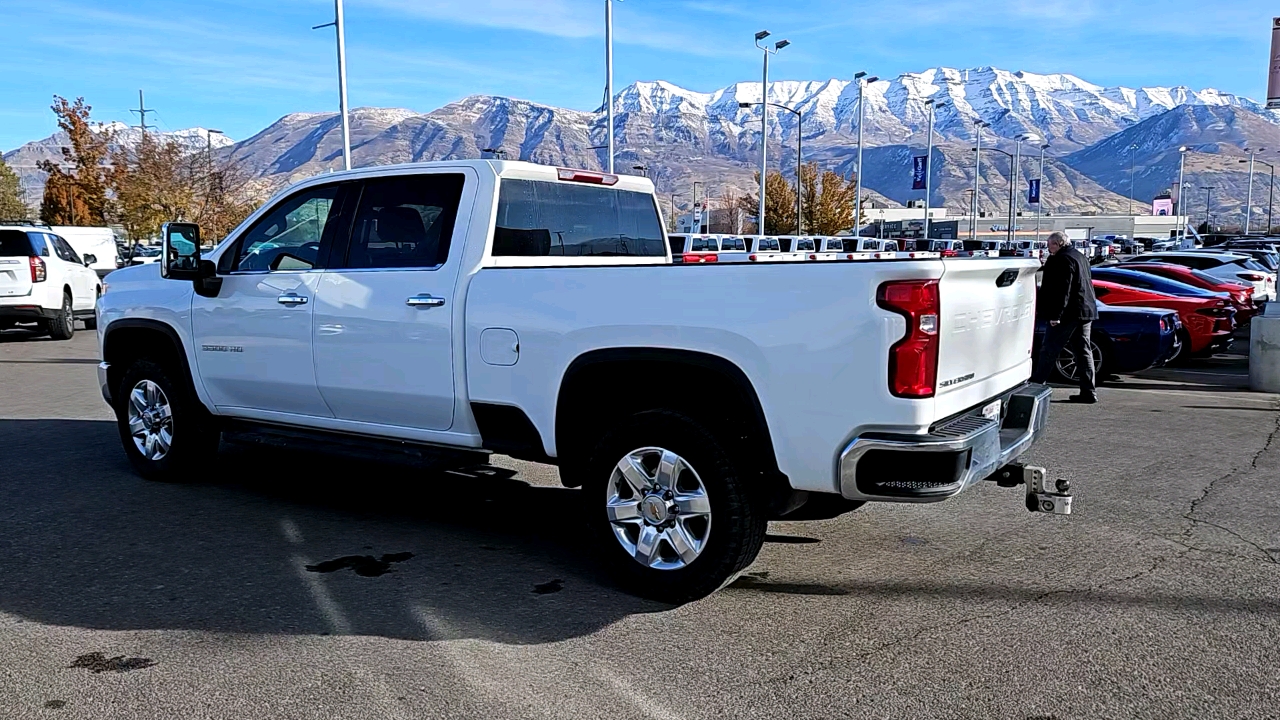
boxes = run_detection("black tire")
[1169,329,1193,366]
[46,291,74,341]
[1054,336,1103,384]
[585,409,768,603]
[115,359,221,482]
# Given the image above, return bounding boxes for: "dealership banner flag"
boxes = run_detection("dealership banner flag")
[911,155,928,190]
[1028,178,1041,204]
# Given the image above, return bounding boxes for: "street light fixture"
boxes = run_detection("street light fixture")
[973,145,1016,243]
[854,72,878,238]
[1010,133,1040,244]
[1177,145,1189,246]
[742,101,803,233]
[753,31,789,234]
[1252,156,1277,234]
[482,147,507,160]
[312,0,352,171]
[632,164,647,177]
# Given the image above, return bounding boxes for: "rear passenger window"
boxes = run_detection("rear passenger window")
[0,231,40,256]
[691,237,717,252]
[344,174,465,269]
[50,235,81,264]
[493,179,665,257]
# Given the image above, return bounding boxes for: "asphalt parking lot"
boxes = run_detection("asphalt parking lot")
[1,328,1278,720]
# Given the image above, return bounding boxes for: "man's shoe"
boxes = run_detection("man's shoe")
[1068,394,1098,404]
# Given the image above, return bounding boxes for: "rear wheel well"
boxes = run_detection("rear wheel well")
[555,349,789,511]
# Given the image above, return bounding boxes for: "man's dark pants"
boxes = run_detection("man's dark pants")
[1031,319,1096,397]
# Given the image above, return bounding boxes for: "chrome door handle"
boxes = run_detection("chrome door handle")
[277,293,309,306]
[406,295,446,308]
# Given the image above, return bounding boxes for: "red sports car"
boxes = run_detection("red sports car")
[1092,280,1236,358]
[1116,262,1258,322]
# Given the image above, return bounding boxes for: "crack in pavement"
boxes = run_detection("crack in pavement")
[1179,412,1280,564]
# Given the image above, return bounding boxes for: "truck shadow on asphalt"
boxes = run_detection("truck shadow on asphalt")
[0,419,668,645]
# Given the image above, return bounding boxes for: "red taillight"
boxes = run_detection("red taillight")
[808,254,817,260]
[877,280,940,398]
[941,250,957,257]
[29,256,46,283]
[748,254,758,262]
[1159,317,1170,332]
[1240,272,1266,282]
[556,168,619,185]
[682,253,717,263]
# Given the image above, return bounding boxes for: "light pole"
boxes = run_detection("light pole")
[313,0,352,171]
[670,192,683,232]
[1035,143,1049,241]
[693,181,704,234]
[1127,143,1139,215]
[1009,134,1039,244]
[1242,148,1264,234]
[971,119,987,241]
[1255,157,1277,234]
[854,72,878,238]
[742,101,802,233]
[979,146,1015,243]
[922,99,945,240]
[753,31,789,234]
[1176,146,1188,246]
[605,0,615,173]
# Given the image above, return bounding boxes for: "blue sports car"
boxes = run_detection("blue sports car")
[1033,302,1183,383]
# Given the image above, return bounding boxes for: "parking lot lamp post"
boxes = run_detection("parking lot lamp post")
[1035,143,1049,242]
[1127,143,1139,216]
[693,181,704,233]
[922,100,945,240]
[1242,148,1263,234]
[669,193,683,232]
[1009,134,1039,244]
[1259,158,1277,233]
[971,120,987,241]
[1201,187,1215,232]
[1176,146,1188,245]
[605,0,615,173]
[854,72,877,237]
[753,32,788,234]
[741,101,803,233]
[312,0,352,171]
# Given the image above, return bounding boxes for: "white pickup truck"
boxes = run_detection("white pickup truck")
[96,160,1061,601]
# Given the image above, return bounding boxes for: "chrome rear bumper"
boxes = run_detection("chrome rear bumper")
[839,383,1053,503]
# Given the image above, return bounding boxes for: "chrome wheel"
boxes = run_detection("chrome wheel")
[127,380,174,461]
[606,447,712,571]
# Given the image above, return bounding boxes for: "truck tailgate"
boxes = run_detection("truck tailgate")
[934,258,1039,417]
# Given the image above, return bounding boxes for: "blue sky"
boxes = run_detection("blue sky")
[2,0,1276,151]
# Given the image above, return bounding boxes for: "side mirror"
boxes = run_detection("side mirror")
[83,254,97,267]
[161,222,201,280]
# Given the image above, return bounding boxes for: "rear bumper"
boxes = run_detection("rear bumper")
[839,383,1053,503]
[0,305,58,322]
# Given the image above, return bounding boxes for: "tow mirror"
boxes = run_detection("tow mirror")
[161,222,201,280]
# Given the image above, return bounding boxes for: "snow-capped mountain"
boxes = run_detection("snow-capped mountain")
[2,123,233,207]
[5,66,1275,219]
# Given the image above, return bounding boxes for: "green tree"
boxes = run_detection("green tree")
[736,171,797,235]
[0,156,29,220]
[38,96,112,225]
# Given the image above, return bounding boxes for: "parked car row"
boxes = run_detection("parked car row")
[667,234,941,263]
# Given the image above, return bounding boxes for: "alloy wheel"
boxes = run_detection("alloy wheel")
[1056,341,1103,382]
[128,380,174,461]
[605,447,712,571]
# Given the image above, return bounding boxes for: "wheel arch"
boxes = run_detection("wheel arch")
[554,347,789,508]
[102,319,202,410]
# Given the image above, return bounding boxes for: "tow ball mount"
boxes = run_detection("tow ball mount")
[988,464,1073,515]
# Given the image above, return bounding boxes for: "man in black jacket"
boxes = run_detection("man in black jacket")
[1031,231,1099,403]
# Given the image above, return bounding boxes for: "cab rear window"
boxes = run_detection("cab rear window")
[493,179,665,257]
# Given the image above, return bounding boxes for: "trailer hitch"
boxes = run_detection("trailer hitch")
[988,463,1073,515]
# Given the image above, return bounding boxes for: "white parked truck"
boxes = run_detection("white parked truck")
[95,161,1063,602]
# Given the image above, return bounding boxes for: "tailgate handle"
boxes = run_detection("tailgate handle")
[995,269,1019,288]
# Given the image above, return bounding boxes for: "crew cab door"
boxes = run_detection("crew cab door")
[190,182,347,418]
[311,170,472,431]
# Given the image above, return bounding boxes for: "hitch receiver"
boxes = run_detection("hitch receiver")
[987,463,1073,515]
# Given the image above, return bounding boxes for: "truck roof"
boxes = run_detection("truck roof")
[280,160,656,195]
